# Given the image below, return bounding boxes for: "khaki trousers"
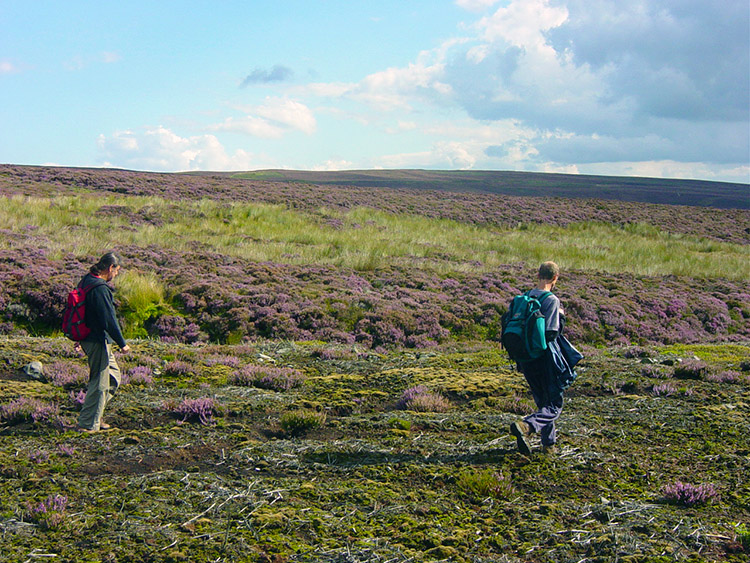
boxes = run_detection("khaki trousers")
[78,341,121,430]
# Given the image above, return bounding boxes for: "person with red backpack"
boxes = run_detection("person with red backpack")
[73,252,130,432]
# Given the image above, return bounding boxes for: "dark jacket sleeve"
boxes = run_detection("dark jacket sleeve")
[85,280,127,348]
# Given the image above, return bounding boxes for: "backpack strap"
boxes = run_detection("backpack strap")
[78,277,107,294]
[525,290,552,304]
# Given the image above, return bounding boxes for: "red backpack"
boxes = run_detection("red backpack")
[62,279,105,341]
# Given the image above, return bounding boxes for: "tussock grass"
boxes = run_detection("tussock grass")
[2,193,747,280]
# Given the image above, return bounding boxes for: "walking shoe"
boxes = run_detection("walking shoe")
[510,421,533,456]
[541,444,558,455]
[76,426,97,433]
[99,422,111,430]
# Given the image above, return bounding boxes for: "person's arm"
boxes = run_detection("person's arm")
[90,285,128,349]
[543,294,561,343]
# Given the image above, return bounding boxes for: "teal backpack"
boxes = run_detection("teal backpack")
[501,291,552,363]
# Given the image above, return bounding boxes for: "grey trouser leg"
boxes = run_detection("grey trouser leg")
[78,341,121,430]
[522,357,564,447]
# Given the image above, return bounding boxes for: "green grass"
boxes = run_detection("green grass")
[2,193,748,280]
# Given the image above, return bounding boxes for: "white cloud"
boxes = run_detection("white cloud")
[211,116,286,139]
[385,0,748,176]
[475,0,567,48]
[97,126,264,172]
[379,141,477,170]
[455,0,501,12]
[256,97,316,134]
[580,161,750,184]
[311,159,356,171]
[212,97,316,138]
[0,60,17,74]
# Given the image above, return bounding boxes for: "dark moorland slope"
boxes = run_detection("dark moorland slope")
[221,169,750,209]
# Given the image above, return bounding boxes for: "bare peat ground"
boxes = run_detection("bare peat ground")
[1,337,748,562]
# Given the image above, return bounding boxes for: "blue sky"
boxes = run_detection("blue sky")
[2,0,749,183]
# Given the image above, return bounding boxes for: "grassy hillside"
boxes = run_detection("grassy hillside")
[0,165,748,562]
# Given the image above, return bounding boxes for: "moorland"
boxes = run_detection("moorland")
[0,163,748,562]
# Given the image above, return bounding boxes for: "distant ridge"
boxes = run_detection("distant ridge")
[201,169,749,210]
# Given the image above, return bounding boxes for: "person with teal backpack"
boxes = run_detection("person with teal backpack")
[502,261,582,455]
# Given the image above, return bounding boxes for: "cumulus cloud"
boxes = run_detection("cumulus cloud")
[97,126,262,171]
[455,0,501,12]
[321,0,748,177]
[311,159,356,171]
[211,97,316,138]
[241,64,293,87]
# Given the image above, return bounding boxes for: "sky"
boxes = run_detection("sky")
[1,0,749,184]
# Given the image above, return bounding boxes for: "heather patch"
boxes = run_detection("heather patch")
[45,360,88,388]
[166,397,219,425]
[121,365,154,386]
[24,494,68,530]
[397,385,452,412]
[0,396,59,425]
[662,481,720,506]
[673,359,710,380]
[228,364,305,391]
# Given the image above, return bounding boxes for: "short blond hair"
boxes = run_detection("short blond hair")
[538,261,559,281]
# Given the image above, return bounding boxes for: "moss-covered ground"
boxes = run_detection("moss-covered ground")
[1,337,748,562]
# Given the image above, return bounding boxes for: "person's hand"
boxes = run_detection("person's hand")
[121,345,131,353]
[73,342,82,354]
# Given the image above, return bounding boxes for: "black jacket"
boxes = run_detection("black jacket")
[80,273,127,348]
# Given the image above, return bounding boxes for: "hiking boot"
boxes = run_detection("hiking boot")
[76,426,97,433]
[541,444,558,455]
[99,422,111,430]
[510,421,533,455]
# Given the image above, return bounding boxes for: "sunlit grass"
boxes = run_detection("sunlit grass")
[2,193,747,280]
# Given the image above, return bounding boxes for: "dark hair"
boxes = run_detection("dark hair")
[90,252,122,275]
[538,261,559,281]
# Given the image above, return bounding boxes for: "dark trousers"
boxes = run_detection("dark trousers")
[521,355,564,446]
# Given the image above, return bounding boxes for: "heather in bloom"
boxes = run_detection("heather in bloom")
[25,494,68,529]
[29,450,50,464]
[69,389,86,409]
[673,360,709,380]
[662,481,719,506]
[0,397,59,425]
[122,365,154,386]
[204,355,241,368]
[652,383,678,397]
[46,360,89,389]
[229,364,305,391]
[163,360,195,378]
[397,385,451,412]
[169,397,218,425]
[57,443,76,457]
[641,365,670,379]
[706,370,743,384]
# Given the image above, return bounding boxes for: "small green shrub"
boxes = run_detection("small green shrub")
[456,468,514,500]
[735,523,750,550]
[388,418,412,431]
[280,410,326,437]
